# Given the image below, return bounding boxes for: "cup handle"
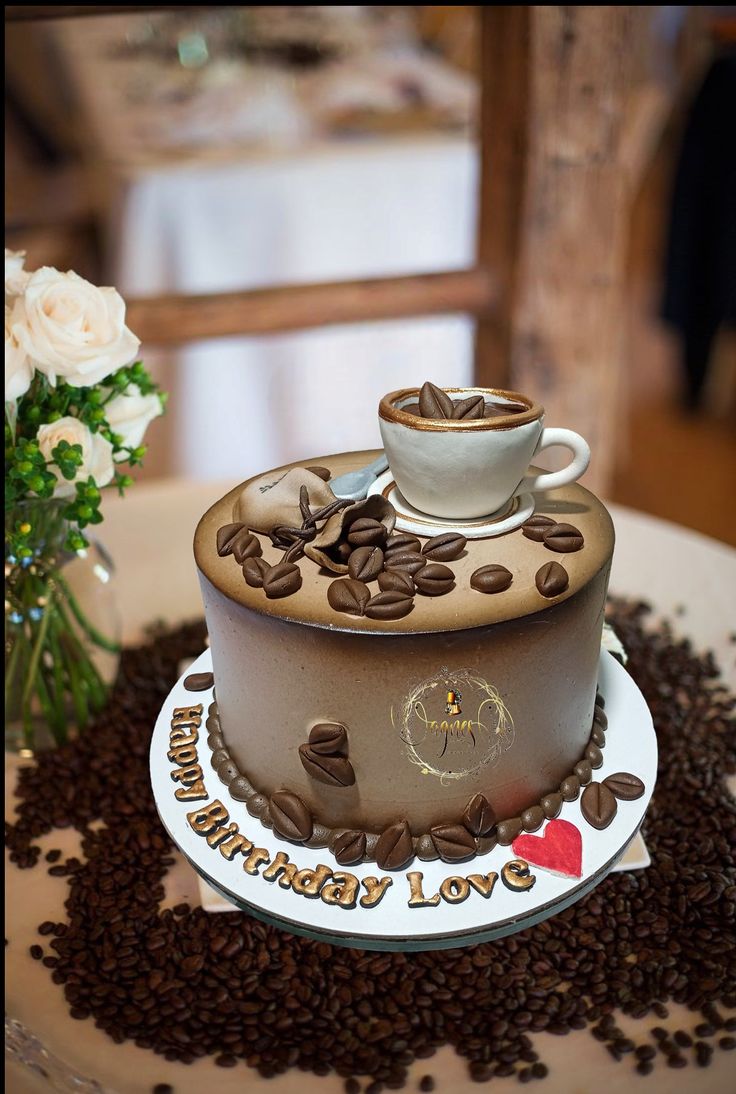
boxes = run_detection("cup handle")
[514,427,591,497]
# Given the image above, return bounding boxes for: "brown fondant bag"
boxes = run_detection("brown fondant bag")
[232,468,335,533]
[305,495,396,574]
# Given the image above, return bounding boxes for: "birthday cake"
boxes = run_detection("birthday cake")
[193,385,616,871]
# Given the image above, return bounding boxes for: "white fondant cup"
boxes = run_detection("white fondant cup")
[378,387,591,520]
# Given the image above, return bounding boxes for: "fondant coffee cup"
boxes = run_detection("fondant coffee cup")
[378,387,590,520]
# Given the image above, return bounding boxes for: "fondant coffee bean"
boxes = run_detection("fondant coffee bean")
[262,562,302,599]
[332,830,366,866]
[470,564,513,594]
[347,518,386,548]
[232,531,263,564]
[308,722,348,755]
[521,515,556,542]
[183,672,214,692]
[377,570,415,595]
[364,590,414,621]
[462,793,496,838]
[385,551,427,577]
[542,522,584,553]
[331,541,353,564]
[413,563,454,597]
[384,533,421,557]
[581,782,618,830]
[269,791,313,842]
[375,820,414,870]
[305,465,331,481]
[347,545,384,583]
[535,561,569,598]
[421,532,467,562]
[242,556,270,588]
[298,746,355,788]
[450,394,485,420]
[327,578,370,616]
[430,824,476,863]
[604,772,645,801]
[418,381,453,420]
[216,522,246,556]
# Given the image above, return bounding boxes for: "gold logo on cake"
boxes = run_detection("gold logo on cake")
[393,669,514,782]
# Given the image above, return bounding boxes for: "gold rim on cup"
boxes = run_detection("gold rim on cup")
[378,387,544,431]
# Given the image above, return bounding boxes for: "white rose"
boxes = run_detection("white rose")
[5,248,30,297]
[105,383,162,455]
[5,299,34,400]
[14,267,140,388]
[37,416,115,498]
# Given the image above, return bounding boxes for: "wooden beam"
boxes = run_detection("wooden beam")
[473,6,531,390]
[126,268,496,346]
[5,6,201,21]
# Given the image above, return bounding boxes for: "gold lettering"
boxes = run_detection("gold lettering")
[168,744,198,766]
[219,833,253,860]
[406,871,440,908]
[243,847,271,876]
[320,872,359,909]
[172,704,203,724]
[175,780,208,801]
[501,858,536,892]
[262,851,297,887]
[439,876,471,904]
[170,763,204,786]
[187,800,228,834]
[170,725,200,744]
[467,872,499,898]
[291,865,333,898]
[360,876,393,909]
[206,822,238,848]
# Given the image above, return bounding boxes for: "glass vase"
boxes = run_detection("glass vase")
[4,499,121,755]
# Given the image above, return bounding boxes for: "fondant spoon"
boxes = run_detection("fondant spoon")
[330,454,389,501]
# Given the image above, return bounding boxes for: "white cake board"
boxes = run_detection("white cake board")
[151,649,657,951]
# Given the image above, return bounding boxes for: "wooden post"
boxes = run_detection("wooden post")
[476,7,637,494]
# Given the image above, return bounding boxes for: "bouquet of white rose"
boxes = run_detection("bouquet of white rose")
[5,248,165,750]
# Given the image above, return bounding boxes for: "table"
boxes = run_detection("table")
[49,13,479,481]
[6,480,736,1093]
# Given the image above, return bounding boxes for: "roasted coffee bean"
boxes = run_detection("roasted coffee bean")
[462,793,496,838]
[521,514,556,542]
[5,603,735,1088]
[305,465,331,481]
[542,522,584,553]
[216,522,246,556]
[535,561,569,597]
[347,518,387,548]
[413,563,454,597]
[365,590,414,620]
[418,1077,435,1093]
[262,562,302,599]
[377,570,414,595]
[418,381,453,419]
[327,578,370,617]
[332,830,367,867]
[421,532,467,562]
[580,782,618,830]
[384,551,427,577]
[242,556,270,588]
[384,533,421,557]
[348,545,384,583]
[308,722,348,755]
[429,824,476,863]
[269,791,312,842]
[470,564,513,594]
[298,746,355,788]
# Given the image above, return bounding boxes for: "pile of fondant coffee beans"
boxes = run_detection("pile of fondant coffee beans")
[5,605,735,1091]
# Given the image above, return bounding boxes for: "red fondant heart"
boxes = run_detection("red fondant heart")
[512,819,583,879]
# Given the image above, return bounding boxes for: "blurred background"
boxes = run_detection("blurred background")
[5,5,735,544]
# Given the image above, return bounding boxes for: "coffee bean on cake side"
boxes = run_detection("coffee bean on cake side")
[5,603,736,1088]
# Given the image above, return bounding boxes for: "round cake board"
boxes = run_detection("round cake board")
[150,650,656,952]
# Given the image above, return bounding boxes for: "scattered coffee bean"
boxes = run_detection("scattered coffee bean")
[719,1036,736,1050]
[327,578,370,617]
[470,564,513,594]
[262,562,302,599]
[521,514,556,542]
[418,381,453,420]
[183,672,213,693]
[384,552,427,577]
[384,533,421,557]
[347,518,387,548]
[535,561,569,598]
[377,570,415,595]
[413,563,455,597]
[242,556,270,588]
[542,523,584,553]
[418,1076,435,1092]
[603,772,645,800]
[365,590,414,621]
[580,782,618,829]
[421,532,467,562]
[30,944,43,960]
[348,545,384,583]
[152,1085,173,1094]
[636,1060,653,1076]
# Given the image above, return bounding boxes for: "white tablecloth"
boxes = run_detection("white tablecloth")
[113,135,478,479]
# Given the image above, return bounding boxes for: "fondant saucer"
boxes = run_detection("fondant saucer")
[150,649,657,952]
[367,470,535,538]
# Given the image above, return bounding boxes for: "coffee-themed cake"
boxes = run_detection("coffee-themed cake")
[192,384,641,873]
